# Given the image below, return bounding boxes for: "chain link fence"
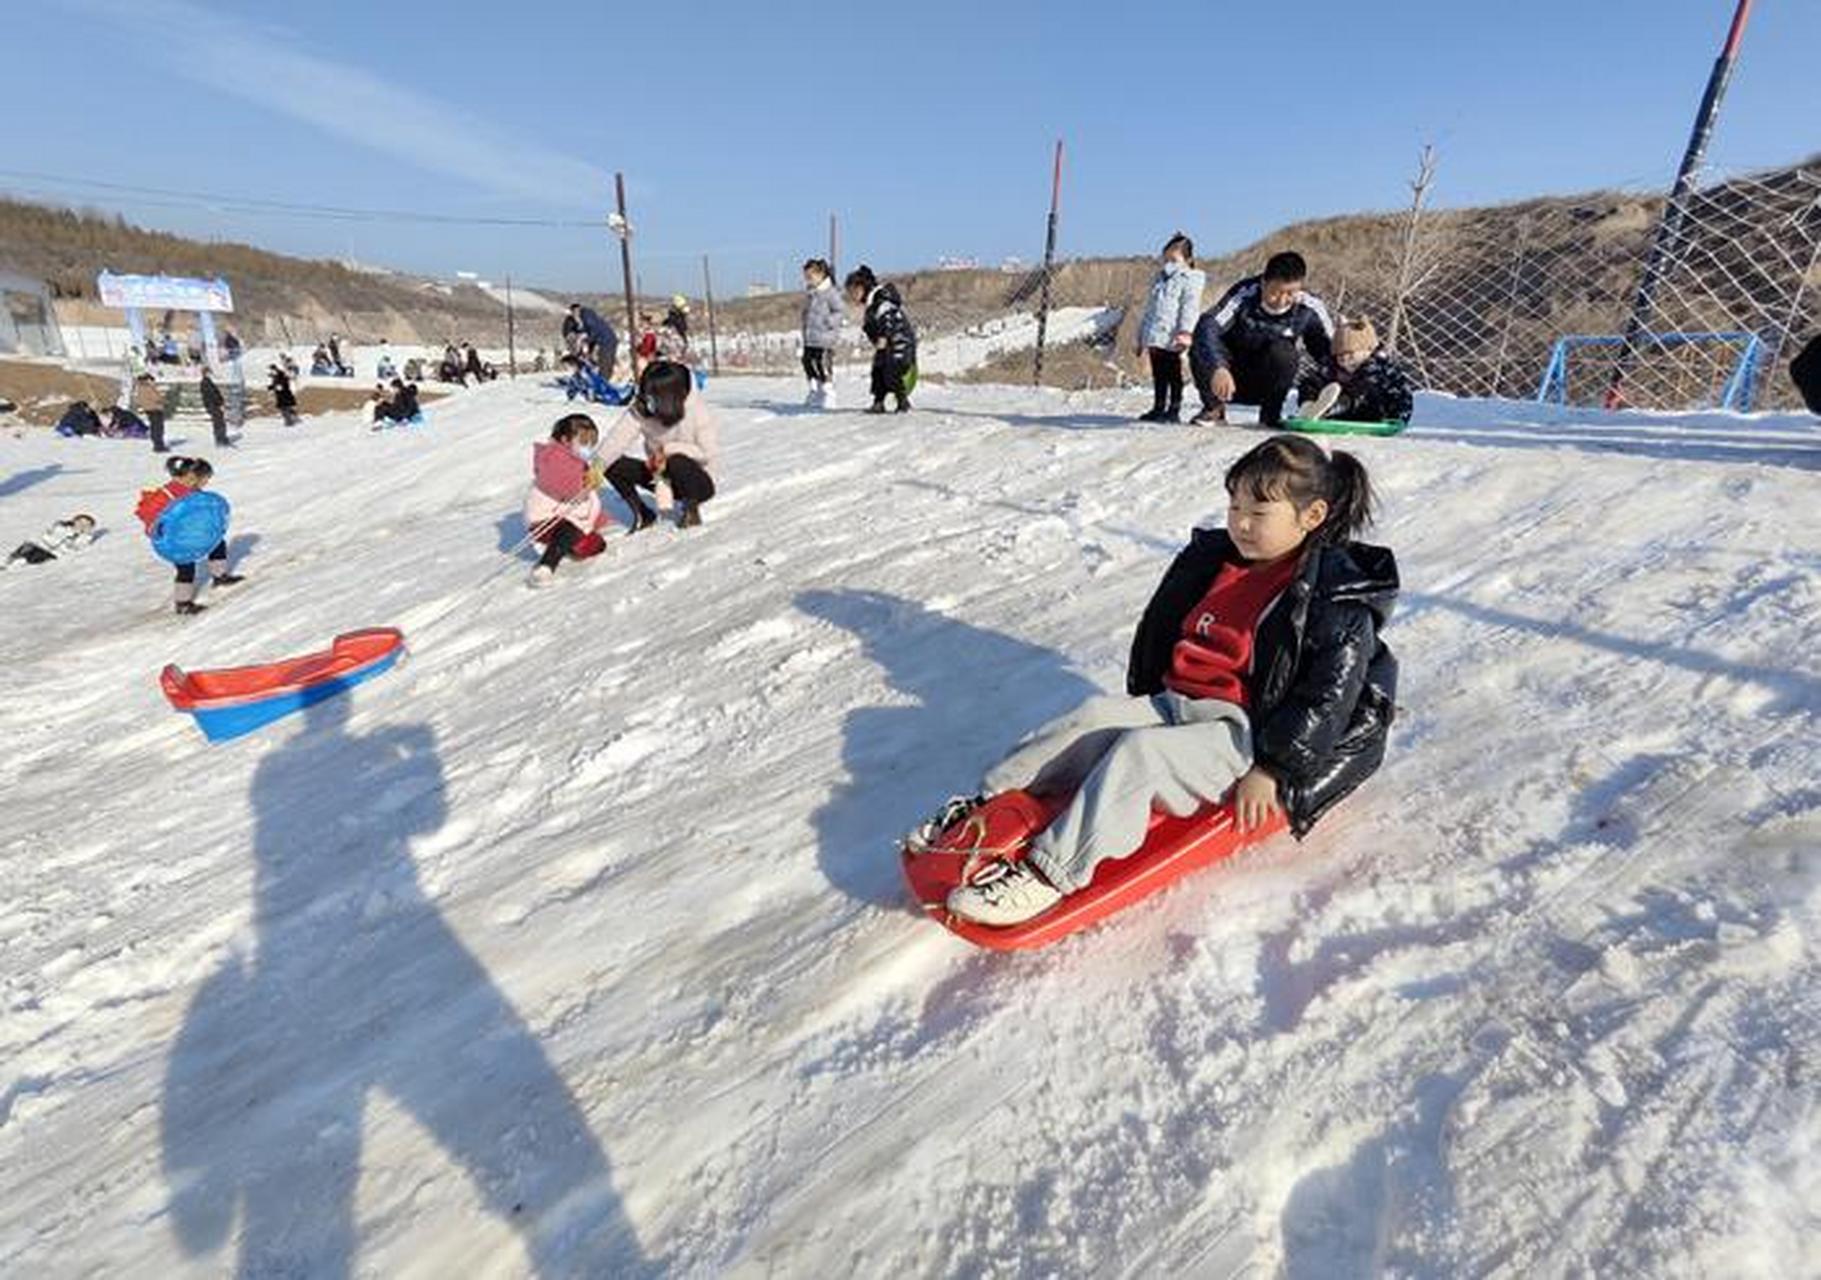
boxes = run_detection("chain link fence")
[1338,160,1821,412]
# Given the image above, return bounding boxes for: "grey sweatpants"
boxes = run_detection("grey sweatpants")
[982,692,1252,894]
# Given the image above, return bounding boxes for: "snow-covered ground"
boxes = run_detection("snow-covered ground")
[717,306,1121,376]
[1,376,1817,1277]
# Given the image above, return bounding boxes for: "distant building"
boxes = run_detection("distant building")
[746,282,772,298]
[936,256,979,272]
[1000,256,1027,274]
[0,270,65,357]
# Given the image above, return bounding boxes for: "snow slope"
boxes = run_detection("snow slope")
[1,376,1817,1277]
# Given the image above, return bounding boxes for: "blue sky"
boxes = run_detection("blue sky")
[3,0,1816,296]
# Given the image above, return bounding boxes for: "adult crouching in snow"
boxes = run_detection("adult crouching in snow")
[600,360,719,531]
[845,265,917,414]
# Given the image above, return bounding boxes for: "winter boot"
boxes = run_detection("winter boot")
[676,501,702,529]
[1307,382,1343,421]
[945,859,1063,926]
[1189,404,1227,427]
[211,570,245,588]
[528,564,556,589]
[628,502,658,533]
[175,600,207,616]
[866,399,888,415]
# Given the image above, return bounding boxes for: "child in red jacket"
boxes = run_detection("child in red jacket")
[135,456,244,614]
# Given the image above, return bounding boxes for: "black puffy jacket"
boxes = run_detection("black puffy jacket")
[1791,334,1821,415]
[1297,352,1416,424]
[1127,528,1399,836]
[863,284,917,366]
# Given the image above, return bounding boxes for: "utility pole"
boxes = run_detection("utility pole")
[1607,0,1755,408]
[612,172,638,363]
[702,254,720,376]
[1033,138,1064,387]
[504,273,517,377]
[829,213,839,278]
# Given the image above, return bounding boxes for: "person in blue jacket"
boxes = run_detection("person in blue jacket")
[1132,233,1205,423]
[569,303,619,378]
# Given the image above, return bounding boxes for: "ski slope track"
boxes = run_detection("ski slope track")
[1,375,1817,1277]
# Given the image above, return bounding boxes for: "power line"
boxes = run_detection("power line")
[0,168,606,229]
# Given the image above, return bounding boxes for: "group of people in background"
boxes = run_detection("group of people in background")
[1134,235,1415,428]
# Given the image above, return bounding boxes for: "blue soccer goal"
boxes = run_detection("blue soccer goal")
[1535,331,1767,411]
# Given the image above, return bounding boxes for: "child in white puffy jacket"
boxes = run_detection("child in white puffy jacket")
[5,514,96,569]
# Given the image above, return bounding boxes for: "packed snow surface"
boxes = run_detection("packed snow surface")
[1,376,1817,1277]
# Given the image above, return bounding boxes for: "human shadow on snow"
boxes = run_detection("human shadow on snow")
[795,588,1098,909]
[160,695,652,1277]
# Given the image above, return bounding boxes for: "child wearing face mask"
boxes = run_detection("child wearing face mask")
[1299,317,1416,424]
[525,413,614,588]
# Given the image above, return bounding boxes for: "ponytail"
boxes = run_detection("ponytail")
[1317,449,1376,544]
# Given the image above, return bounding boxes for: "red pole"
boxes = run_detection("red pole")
[1606,0,1755,407]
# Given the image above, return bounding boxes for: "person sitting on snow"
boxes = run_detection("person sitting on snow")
[5,513,96,569]
[918,435,1398,927]
[376,343,399,382]
[525,413,613,587]
[310,345,337,377]
[1297,317,1416,424]
[55,400,103,437]
[383,379,421,423]
[1188,251,1334,428]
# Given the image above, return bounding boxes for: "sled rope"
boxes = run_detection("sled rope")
[402,407,633,645]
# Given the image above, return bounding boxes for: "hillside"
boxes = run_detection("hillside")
[0,199,572,350]
[7,156,1816,408]
[1,375,1817,1275]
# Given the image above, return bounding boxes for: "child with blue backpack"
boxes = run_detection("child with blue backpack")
[135,456,244,615]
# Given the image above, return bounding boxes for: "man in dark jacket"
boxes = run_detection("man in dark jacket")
[199,368,230,445]
[1189,251,1334,428]
[1791,334,1821,415]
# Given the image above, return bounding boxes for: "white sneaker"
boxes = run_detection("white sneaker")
[528,565,556,589]
[820,383,837,410]
[1307,382,1342,421]
[945,859,1063,926]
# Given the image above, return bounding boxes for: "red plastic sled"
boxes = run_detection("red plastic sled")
[160,627,405,742]
[901,790,1286,950]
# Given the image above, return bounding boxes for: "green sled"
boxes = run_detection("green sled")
[1281,416,1409,437]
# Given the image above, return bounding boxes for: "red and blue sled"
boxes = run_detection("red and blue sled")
[160,627,405,743]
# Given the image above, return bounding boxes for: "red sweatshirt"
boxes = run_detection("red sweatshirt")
[1163,553,1301,707]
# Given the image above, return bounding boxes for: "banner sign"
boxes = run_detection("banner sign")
[96,272,235,313]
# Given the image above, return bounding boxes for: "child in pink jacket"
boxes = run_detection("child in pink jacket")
[525,413,613,587]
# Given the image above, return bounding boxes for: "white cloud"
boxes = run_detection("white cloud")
[61,0,608,206]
